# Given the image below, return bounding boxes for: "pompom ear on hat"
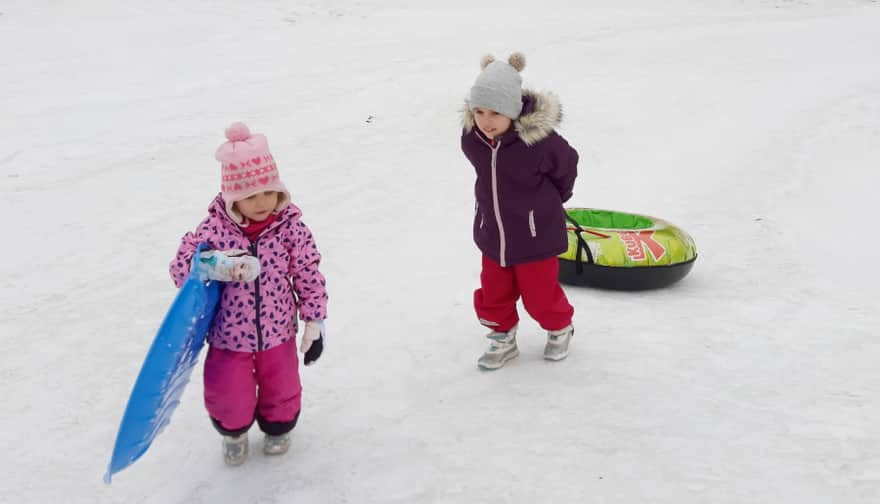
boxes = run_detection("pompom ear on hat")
[469,51,527,120]
[479,53,526,72]
[215,122,291,224]
[507,52,526,72]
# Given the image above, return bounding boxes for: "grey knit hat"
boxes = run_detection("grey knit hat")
[469,53,526,119]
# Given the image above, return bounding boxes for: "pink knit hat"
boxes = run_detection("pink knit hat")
[215,122,291,224]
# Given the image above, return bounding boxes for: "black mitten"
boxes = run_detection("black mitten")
[304,336,323,366]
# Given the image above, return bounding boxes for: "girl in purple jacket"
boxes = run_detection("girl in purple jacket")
[461,53,578,370]
[169,122,328,465]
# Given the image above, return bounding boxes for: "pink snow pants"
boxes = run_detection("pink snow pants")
[474,255,574,333]
[203,338,302,436]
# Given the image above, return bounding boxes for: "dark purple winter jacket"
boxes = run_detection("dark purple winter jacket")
[461,90,579,267]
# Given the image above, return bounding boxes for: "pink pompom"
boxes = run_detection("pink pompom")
[225,122,251,142]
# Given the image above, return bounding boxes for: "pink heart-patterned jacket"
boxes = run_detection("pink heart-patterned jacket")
[169,194,328,353]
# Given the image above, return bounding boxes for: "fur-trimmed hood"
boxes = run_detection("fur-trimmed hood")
[462,89,563,146]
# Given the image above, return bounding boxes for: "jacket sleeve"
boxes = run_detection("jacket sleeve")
[542,132,579,203]
[288,220,328,322]
[168,217,212,288]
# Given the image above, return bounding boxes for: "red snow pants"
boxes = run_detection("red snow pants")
[203,338,302,436]
[474,255,574,333]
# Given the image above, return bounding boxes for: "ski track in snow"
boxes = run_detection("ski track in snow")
[1,1,879,503]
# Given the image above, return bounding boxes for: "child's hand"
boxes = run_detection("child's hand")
[300,320,324,366]
[197,250,261,282]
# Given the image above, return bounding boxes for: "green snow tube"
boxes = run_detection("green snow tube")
[559,208,697,290]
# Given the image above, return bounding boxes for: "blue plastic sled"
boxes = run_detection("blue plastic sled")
[105,243,220,483]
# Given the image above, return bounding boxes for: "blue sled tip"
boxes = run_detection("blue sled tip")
[103,471,113,485]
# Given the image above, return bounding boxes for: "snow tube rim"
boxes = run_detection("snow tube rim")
[558,256,697,290]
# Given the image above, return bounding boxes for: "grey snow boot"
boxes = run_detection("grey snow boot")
[263,433,291,455]
[222,433,249,466]
[477,326,519,370]
[543,325,574,361]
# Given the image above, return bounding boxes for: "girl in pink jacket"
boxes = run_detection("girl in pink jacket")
[169,122,328,466]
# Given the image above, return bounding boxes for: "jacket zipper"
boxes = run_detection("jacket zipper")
[491,144,506,266]
[529,210,536,237]
[249,240,264,351]
[478,135,507,266]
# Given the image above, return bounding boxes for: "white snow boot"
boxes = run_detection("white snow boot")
[544,325,574,361]
[477,326,519,370]
[222,433,249,466]
[263,433,290,455]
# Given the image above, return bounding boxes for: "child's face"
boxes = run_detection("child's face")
[234,191,279,222]
[473,107,512,140]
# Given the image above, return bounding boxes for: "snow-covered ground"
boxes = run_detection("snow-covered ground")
[2,0,880,502]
